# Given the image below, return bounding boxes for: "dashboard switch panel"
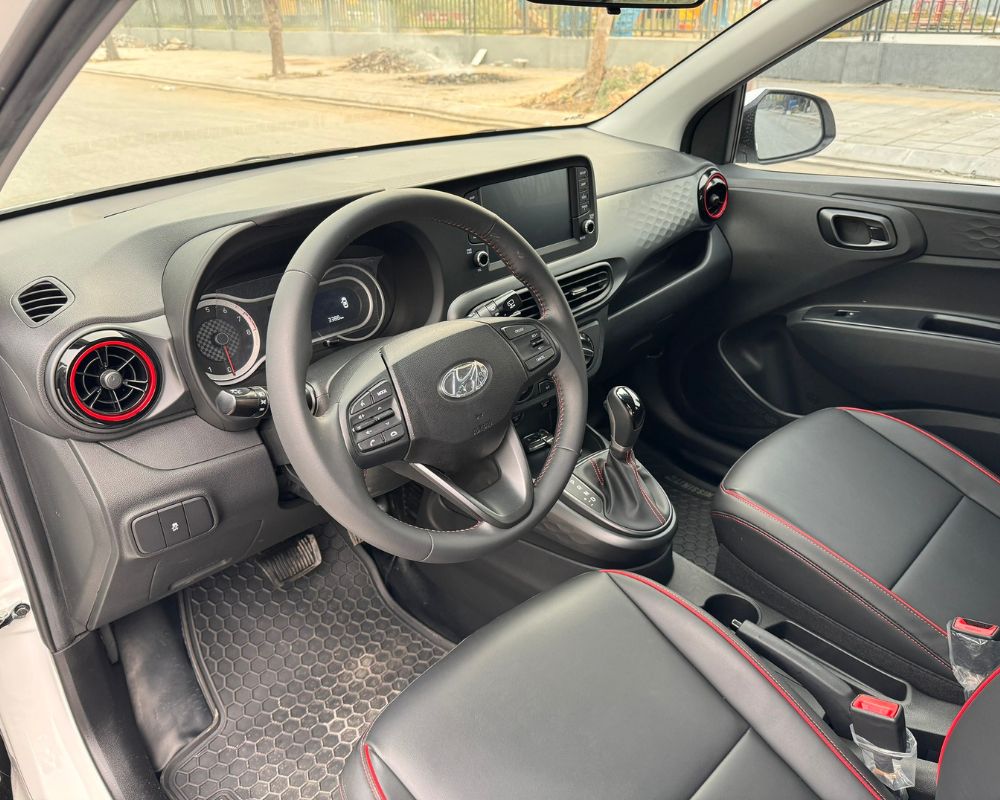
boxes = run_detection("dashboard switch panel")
[131,496,216,554]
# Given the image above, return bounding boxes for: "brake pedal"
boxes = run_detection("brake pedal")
[255,532,322,588]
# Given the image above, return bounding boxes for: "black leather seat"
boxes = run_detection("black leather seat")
[340,570,998,800]
[341,570,894,800]
[713,406,1000,702]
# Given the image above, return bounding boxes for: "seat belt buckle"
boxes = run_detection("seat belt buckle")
[849,695,917,792]
[947,616,1000,698]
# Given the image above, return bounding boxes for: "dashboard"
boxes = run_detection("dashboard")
[0,126,732,638]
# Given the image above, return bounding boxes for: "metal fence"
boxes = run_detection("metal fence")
[848,0,1000,39]
[122,0,765,37]
[122,0,1000,38]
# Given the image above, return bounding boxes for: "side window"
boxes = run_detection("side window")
[735,0,1000,186]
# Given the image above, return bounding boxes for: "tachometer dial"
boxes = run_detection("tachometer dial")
[194,298,261,384]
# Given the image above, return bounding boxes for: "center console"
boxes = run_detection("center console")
[530,386,677,568]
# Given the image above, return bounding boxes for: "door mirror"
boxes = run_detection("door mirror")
[737,89,836,165]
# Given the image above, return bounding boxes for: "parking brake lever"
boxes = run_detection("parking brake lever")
[733,619,856,738]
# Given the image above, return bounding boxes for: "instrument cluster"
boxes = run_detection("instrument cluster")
[193,258,387,386]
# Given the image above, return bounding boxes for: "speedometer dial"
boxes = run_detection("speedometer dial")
[194,298,261,384]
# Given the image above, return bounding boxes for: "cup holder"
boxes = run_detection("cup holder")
[704,593,760,628]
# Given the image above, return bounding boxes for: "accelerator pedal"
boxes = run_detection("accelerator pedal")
[255,532,322,588]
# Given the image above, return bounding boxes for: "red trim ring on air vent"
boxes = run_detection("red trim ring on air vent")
[698,170,729,221]
[57,334,159,426]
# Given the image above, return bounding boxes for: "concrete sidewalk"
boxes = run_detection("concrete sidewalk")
[773,79,1000,183]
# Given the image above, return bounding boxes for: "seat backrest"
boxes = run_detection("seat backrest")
[936,665,1000,799]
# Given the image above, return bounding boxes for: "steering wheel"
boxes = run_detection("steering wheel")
[267,189,587,563]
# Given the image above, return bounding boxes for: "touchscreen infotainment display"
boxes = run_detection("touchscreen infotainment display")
[479,169,573,250]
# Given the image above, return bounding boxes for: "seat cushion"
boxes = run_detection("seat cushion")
[340,570,890,800]
[712,406,1000,702]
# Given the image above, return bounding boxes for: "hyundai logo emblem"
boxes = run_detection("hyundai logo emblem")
[438,360,491,399]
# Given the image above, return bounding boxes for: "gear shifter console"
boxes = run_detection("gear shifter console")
[560,386,675,537]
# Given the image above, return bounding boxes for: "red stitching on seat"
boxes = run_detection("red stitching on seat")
[840,407,1000,489]
[604,570,888,800]
[936,663,1000,780]
[713,512,952,672]
[362,741,388,800]
[720,488,948,639]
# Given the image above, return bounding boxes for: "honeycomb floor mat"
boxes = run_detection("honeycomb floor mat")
[636,447,719,573]
[162,531,452,800]
[662,472,718,573]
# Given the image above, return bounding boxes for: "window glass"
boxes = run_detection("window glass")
[0,0,771,212]
[739,0,1000,185]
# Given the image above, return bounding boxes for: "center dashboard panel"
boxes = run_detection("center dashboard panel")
[0,132,729,642]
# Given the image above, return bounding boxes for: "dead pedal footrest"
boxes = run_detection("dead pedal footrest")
[255,532,322,588]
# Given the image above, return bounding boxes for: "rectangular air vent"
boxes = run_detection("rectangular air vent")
[14,278,72,325]
[515,263,613,320]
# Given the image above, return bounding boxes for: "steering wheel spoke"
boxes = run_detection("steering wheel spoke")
[390,424,532,528]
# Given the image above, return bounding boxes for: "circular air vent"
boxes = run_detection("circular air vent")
[698,170,729,221]
[55,332,159,427]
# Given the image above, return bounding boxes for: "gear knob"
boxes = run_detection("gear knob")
[605,386,644,459]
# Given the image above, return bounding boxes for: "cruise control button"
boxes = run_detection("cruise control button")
[371,382,393,403]
[358,433,385,452]
[525,348,555,370]
[502,323,535,339]
[383,424,407,444]
[349,392,374,414]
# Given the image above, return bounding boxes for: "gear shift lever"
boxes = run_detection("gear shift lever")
[606,386,645,459]
[560,384,673,535]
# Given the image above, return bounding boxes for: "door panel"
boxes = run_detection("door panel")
[669,167,1000,473]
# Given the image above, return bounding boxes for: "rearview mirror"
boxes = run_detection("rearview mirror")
[736,89,836,165]
[528,0,704,9]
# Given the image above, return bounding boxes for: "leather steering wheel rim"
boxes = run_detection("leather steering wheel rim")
[267,188,588,563]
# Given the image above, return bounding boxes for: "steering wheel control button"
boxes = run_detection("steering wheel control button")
[351,408,394,433]
[354,415,399,441]
[158,504,190,547]
[384,424,406,444]
[371,381,393,403]
[132,512,166,554]
[525,348,555,371]
[349,392,374,414]
[358,433,385,452]
[502,323,534,339]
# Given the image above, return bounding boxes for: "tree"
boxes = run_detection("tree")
[578,11,614,105]
[262,0,286,78]
[104,34,121,62]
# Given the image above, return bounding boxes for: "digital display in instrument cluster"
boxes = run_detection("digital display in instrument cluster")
[311,281,370,340]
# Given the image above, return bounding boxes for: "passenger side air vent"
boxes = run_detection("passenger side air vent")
[698,170,729,222]
[14,278,72,325]
[55,331,159,428]
[514,263,613,320]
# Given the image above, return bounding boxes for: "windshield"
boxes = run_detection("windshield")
[0,0,767,212]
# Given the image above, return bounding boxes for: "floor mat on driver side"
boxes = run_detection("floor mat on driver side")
[161,530,451,800]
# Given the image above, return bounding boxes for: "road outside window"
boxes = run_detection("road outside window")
[741,0,1000,185]
[0,0,769,212]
